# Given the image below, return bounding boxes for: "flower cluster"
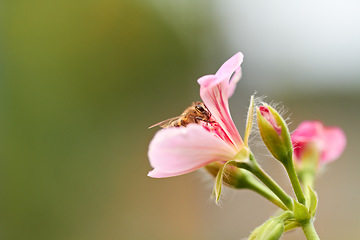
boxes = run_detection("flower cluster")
[147,52,346,240]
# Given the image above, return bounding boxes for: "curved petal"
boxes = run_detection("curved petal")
[197,53,244,149]
[216,52,244,80]
[148,124,237,178]
[320,126,346,163]
[227,67,242,98]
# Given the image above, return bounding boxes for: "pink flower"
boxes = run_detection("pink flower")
[148,52,245,178]
[291,121,346,164]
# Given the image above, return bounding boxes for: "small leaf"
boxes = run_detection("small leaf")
[308,186,318,217]
[293,201,311,224]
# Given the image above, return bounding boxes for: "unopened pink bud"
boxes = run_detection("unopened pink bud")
[259,106,282,135]
[256,104,293,164]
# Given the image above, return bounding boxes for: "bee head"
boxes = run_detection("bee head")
[195,104,207,114]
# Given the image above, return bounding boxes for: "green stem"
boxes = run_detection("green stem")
[302,221,320,240]
[245,174,288,211]
[235,154,294,210]
[284,161,306,205]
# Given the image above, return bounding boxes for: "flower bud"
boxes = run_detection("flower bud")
[205,162,254,189]
[249,218,285,240]
[249,211,293,240]
[256,104,293,165]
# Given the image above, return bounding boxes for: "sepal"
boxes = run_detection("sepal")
[213,160,235,204]
[294,201,311,224]
[244,95,255,147]
[308,186,318,217]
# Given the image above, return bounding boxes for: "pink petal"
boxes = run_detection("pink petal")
[320,126,346,163]
[227,67,242,98]
[197,75,222,88]
[216,52,244,80]
[291,121,323,142]
[292,121,324,160]
[292,141,308,161]
[197,53,244,149]
[148,124,237,178]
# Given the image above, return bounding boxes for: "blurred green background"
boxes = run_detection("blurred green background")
[1,0,359,240]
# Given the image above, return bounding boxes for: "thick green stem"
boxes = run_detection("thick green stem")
[235,154,294,210]
[245,174,288,211]
[302,221,320,240]
[284,161,306,205]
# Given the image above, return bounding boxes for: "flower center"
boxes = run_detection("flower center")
[201,119,234,146]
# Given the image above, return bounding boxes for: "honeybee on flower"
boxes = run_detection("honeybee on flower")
[147,52,246,178]
[148,101,213,128]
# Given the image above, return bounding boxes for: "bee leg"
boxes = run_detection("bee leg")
[180,119,187,127]
[195,117,202,123]
[194,117,200,124]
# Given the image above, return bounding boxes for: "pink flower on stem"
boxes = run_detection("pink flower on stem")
[291,121,346,164]
[148,52,245,178]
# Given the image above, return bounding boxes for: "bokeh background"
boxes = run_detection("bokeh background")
[1,0,360,239]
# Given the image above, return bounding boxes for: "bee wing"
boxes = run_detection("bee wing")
[148,116,181,129]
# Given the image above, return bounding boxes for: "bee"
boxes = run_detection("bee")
[149,101,213,128]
